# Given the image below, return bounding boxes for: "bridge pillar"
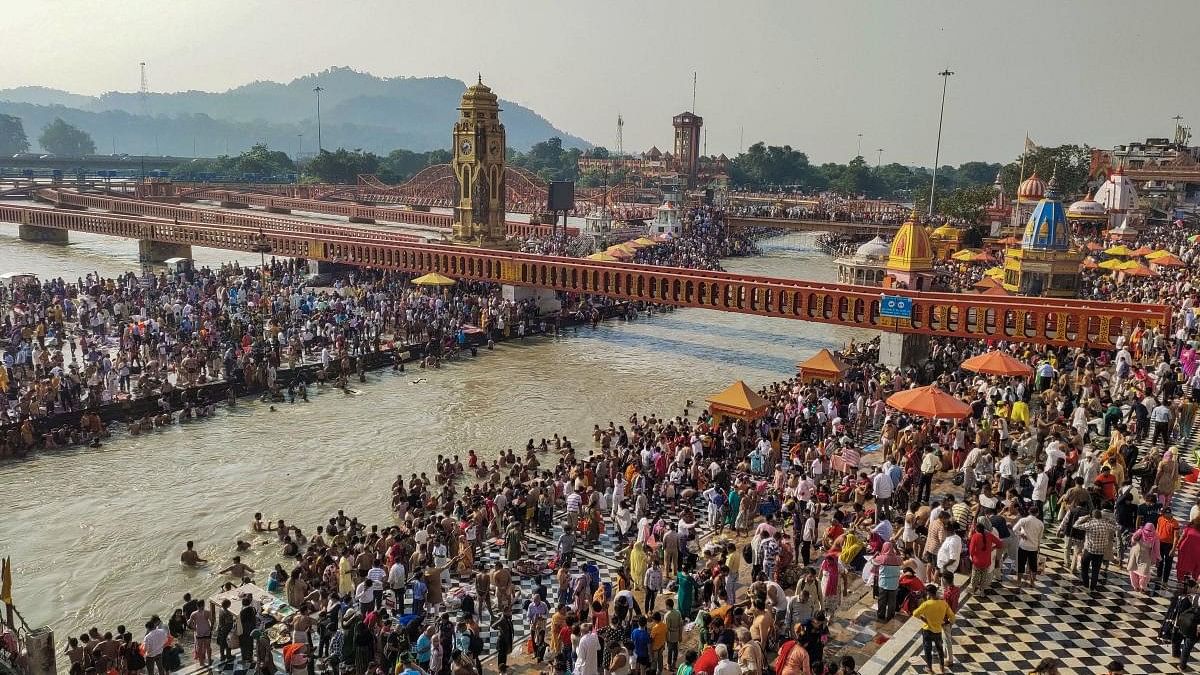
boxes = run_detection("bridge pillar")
[219,200,250,209]
[18,224,68,244]
[877,332,930,370]
[138,240,192,263]
[503,285,561,314]
[265,206,291,214]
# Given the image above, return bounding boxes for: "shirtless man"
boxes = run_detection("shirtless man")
[218,556,255,578]
[181,540,208,566]
[252,513,273,533]
[492,560,515,613]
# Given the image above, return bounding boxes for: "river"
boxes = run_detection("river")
[0,228,872,639]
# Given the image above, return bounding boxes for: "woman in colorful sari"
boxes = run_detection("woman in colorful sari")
[1127,522,1160,593]
[628,541,649,590]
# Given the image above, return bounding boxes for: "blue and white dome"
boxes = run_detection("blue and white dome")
[1021,174,1070,251]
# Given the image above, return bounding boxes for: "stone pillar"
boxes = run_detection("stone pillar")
[307,260,354,276]
[138,240,192,263]
[18,224,68,244]
[502,284,562,314]
[877,331,930,370]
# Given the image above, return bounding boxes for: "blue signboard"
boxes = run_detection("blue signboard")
[879,295,912,319]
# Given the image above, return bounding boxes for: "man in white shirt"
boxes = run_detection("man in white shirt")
[354,577,376,614]
[1151,402,1173,450]
[871,465,894,517]
[713,644,741,675]
[1043,436,1065,472]
[936,523,963,575]
[1013,511,1045,586]
[575,623,601,675]
[388,560,407,614]
[143,621,169,675]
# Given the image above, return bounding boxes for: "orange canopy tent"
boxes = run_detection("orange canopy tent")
[706,380,772,421]
[973,276,1003,290]
[797,348,851,383]
[1151,253,1186,268]
[1119,265,1156,279]
[977,284,1010,296]
[960,350,1033,376]
[1129,246,1155,257]
[885,385,972,419]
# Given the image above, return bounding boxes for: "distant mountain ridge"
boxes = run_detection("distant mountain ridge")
[0,67,590,156]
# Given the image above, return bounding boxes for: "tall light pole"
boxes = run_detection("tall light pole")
[297,133,303,159]
[313,85,324,152]
[928,68,954,217]
[876,148,884,168]
[856,133,863,158]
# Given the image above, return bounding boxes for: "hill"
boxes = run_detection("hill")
[0,67,590,156]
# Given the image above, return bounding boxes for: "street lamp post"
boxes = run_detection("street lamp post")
[928,68,954,217]
[856,133,863,158]
[313,86,324,152]
[297,133,303,160]
[876,148,884,168]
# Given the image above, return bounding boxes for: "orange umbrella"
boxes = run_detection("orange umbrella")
[1129,246,1155,257]
[1151,253,1186,267]
[885,385,972,419]
[1120,265,1155,278]
[960,350,1034,376]
[973,276,1003,290]
[971,251,994,262]
[977,284,1010,296]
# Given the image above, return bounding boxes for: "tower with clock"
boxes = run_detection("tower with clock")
[672,112,703,189]
[451,76,511,248]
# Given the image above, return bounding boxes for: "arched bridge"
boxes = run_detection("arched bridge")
[0,197,1167,349]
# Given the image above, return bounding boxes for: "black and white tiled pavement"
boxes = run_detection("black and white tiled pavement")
[896,422,1200,674]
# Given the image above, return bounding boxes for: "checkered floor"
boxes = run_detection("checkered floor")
[901,420,1200,674]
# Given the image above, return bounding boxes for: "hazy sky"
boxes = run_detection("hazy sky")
[6,0,1198,165]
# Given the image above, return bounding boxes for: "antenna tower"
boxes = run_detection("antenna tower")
[139,62,149,116]
[616,113,624,159]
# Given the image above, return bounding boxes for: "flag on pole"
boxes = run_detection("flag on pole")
[1024,135,1039,154]
[1,556,11,605]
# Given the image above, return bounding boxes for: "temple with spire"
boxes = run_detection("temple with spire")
[1002,170,1084,297]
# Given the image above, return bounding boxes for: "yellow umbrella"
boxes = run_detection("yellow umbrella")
[1097,258,1125,270]
[411,272,457,286]
[1117,259,1145,270]
[622,240,648,250]
[1104,244,1133,256]
[1145,249,1172,260]
[983,267,1005,278]
[633,237,658,246]
[951,248,979,261]
[586,252,619,262]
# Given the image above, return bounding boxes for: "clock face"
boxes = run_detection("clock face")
[460,140,472,155]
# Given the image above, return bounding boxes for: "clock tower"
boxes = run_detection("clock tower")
[451,76,510,247]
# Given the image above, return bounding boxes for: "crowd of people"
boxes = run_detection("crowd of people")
[23,201,1200,675]
[0,259,618,459]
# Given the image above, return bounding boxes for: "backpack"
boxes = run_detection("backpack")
[1177,595,1200,635]
[772,639,797,675]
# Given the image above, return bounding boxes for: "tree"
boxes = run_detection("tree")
[234,143,295,176]
[305,148,380,183]
[999,144,1091,198]
[0,115,29,155]
[508,137,580,182]
[38,117,95,155]
[588,146,609,159]
[831,156,873,196]
[378,148,452,183]
[937,184,998,224]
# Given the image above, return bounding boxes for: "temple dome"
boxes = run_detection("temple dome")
[1066,191,1107,220]
[886,212,934,272]
[930,223,962,240]
[459,77,500,111]
[1021,176,1070,251]
[1017,172,1047,201]
[855,235,891,259]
